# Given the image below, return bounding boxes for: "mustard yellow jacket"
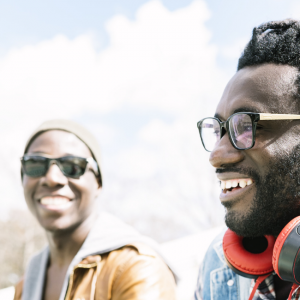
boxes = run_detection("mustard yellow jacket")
[14,243,177,300]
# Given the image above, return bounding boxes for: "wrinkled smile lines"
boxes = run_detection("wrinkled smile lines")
[220,178,253,190]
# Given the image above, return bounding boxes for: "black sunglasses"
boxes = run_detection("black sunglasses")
[197,112,300,152]
[21,155,99,179]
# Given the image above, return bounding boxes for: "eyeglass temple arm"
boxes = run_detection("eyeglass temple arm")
[86,157,99,176]
[259,113,300,120]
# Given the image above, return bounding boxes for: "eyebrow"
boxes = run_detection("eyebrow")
[214,106,261,120]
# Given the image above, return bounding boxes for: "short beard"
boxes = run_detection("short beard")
[223,144,300,237]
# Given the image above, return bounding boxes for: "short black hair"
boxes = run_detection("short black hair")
[238,19,300,102]
[238,19,300,70]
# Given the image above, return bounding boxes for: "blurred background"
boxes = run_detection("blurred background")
[0,0,299,298]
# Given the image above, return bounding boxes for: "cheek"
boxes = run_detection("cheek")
[255,124,300,154]
[250,131,299,174]
[267,134,299,161]
[70,175,99,204]
[22,177,39,210]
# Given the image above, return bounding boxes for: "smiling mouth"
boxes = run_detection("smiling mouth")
[39,196,73,209]
[220,178,253,193]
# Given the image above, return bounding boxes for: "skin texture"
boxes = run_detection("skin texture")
[210,63,300,300]
[22,130,101,300]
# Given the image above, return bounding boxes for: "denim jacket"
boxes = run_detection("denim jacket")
[194,230,252,300]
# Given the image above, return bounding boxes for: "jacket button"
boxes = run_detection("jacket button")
[227,279,234,286]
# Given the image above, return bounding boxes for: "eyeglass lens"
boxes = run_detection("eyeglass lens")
[200,118,220,152]
[60,157,87,177]
[23,156,48,177]
[200,113,254,151]
[22,156,88,178]
[228,114,253,149]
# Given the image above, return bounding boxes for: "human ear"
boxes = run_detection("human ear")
[95,184,102,197]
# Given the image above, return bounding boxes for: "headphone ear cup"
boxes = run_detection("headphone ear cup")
[223,229,275,278]
[273,216,300,283]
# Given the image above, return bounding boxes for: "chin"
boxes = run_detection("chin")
[224,208,291,237]
[37,217,76,234]
[224,210,258,237]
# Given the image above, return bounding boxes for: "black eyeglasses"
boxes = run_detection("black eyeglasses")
[197,112,300,152]
[21,155,99,179]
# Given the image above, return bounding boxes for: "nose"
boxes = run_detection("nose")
[42,163,68,187]
[209,133,244,168]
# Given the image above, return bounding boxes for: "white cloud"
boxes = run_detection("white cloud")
[0,0,224,121]
[0,0,226,240]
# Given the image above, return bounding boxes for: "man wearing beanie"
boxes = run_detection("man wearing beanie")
[14,119,176,300]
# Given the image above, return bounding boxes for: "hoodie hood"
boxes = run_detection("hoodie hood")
[22,212,177,300]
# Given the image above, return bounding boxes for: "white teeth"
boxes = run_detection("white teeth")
[225,181,232,189]
[221,181,225,189]
[247,179,253,186]
[40,196,71,208]
[220,179,253,191]
[239,180,246,188]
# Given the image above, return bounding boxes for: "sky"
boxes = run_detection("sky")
[1,0,299,242]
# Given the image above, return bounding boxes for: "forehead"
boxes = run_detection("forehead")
[27,130,92,157]
[216,63,299,120]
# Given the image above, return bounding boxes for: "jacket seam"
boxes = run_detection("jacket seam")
[210,265,230,300]
[213,241,226,265]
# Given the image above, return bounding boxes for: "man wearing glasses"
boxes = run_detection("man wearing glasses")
[195,19,300,300]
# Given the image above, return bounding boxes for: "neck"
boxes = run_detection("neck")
[46,212,98,267]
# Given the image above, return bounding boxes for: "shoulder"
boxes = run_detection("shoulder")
[195,229,252,300]
[11,248,47,300]
[102,243,156,264]
[195,229,227,300]
[105,242,175,279]
[202,229,227,268]
[112,242,163,259]
[19,247,49,300]
[98,243,177,300]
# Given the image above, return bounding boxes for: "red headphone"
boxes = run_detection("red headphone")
[223,216,300,300]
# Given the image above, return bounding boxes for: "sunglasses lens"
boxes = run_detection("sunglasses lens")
[199,118,220,152]
[59,157,87,178]
[22,156,48,177]
[229,114,254,149]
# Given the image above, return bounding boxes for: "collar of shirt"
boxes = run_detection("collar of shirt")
[251,274,300,300]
